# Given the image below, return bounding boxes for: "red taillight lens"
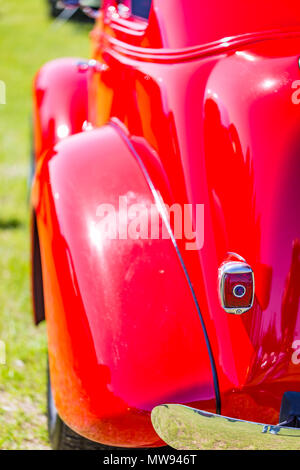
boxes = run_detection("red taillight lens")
[219,261,254,315]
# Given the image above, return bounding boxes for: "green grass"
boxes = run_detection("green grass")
[0,0,90,449]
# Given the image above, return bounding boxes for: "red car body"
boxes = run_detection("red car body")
[31,0,300,447]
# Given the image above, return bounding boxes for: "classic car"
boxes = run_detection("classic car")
[31,0,300,450]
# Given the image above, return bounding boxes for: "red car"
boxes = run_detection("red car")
[31,0,300,450]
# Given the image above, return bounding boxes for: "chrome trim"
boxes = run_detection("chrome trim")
[151,404,300,450]
[233,284,246,298]
[118,3,130,19]
[227,252,246,262]
[218,261,255,315]
[76,60,108,73]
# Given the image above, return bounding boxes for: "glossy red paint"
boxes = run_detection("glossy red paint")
[31,0,300,446]
[32,126,216,447]
[33,58,88,160]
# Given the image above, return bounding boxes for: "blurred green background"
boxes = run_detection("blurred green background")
[0,0,91,449]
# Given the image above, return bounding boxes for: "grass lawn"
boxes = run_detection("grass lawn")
[0,0,90,449]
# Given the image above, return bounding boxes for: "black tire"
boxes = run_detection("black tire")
[48,0,62,18]
[47,362,119,450]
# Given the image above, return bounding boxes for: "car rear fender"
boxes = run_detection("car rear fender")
[31,124,218,447]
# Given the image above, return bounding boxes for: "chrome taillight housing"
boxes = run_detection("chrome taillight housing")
[219,261,255,314]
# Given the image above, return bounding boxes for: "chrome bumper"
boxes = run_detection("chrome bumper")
[151,404,300,450]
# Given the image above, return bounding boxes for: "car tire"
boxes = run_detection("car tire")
[48,0,62,18]
[47,361,120,450]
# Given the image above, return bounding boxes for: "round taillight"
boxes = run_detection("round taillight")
[233,284,246,298]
